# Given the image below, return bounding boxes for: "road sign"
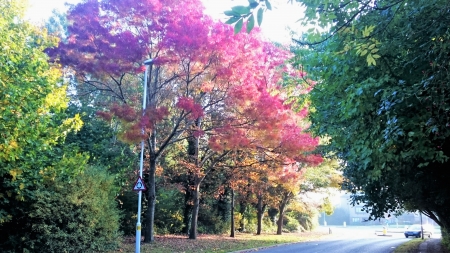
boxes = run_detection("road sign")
[133,176,146,191]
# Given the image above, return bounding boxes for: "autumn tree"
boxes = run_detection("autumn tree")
[270,162,305,235]
[48,0,219,242]
[230,0,450,234]
[50,0,324,242]
[49,0,287,242]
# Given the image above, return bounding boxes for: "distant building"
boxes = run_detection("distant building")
[323,192,437,227]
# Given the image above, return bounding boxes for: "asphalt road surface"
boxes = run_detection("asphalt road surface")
[256,237,408,253]
[254,226,441,253]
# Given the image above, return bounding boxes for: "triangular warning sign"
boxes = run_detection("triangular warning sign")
[133,176,147,191]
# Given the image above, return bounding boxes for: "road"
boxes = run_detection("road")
[253,226,441,253]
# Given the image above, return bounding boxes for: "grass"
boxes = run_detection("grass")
[111,231,331,253]
[392,238,423,253]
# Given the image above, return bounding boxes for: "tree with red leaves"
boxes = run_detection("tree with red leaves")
[48,0,321,242]
[48,0,223,242]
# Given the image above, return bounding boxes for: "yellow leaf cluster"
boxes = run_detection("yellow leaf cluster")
[44,85,69,112]
[9,168,22,181]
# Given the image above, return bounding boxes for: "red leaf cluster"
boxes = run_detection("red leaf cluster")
[52,0,323,166]
[176,97,204,120]
[141,107,170,129]
[110,103,137,122]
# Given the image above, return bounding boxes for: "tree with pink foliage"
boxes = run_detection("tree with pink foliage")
[47,0,321,242]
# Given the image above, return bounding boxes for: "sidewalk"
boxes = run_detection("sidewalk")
[417,239,449,253]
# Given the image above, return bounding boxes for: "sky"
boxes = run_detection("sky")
[26,0,306,43]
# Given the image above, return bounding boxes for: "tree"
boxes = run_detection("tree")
[47,0,240,241]
[48,0,222,242]
[271,162,306,235]
[292,0,450,232]
[0,1,118,251]
[0,0,82,224]
[51,0,323,241]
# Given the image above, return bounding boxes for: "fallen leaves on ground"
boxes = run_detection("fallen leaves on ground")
[113,231,331,253]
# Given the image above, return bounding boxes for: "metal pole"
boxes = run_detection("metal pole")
[136,59,153,253]
[420,211,424,240]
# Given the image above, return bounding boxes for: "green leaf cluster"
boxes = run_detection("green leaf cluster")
[225,0,270,33]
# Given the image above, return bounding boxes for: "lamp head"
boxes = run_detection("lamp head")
[144,59,153,65]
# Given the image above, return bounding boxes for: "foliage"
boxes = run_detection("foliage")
[51,0,323,241]
[292,0,450,230]
[0,0,82,226]
[24,166,122,252]
[284,215,301,232]
[0,2,125,252]
[154,188,185,234]
[117,187,138,236]
[321,197,334,215]
[63,104,137,176]
[224,0,273,34]
[1,165,122,252]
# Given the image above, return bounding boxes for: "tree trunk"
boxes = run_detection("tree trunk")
[276,194,289,235]
[182,187,193,234]
[187,117,201,239]
[256,193,265,235]
[144,154,157,243]
[217,188,229,221]
[143,63,159,243]
[276,212,284,235]
[230,188,235,237]
[239,201,246,232]
[189,182,201,239]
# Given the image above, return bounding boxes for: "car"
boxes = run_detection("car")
[404,224,433,238]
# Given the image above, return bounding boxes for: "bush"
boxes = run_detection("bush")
[285,216,301,232]
[22,166,121,252]
[154,189,185,234]
[197,204,230,234]
[442,227,450,251]
[262,216,277,233]
[289,210,319,231]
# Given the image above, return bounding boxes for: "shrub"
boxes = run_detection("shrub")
[154,189,185,234]
[285,216,301,232]
[442,227,450,251]
[198,205,230,234]
[24,166,122,252]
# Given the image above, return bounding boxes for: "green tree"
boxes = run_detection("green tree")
[0,0,82,223]
[292,0,450,231]
[0,1,127,251]
[63,104,137,176]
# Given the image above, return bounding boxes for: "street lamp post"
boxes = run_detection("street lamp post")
[135,59,153,253]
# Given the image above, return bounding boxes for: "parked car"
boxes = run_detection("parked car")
[404,224,433,238]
